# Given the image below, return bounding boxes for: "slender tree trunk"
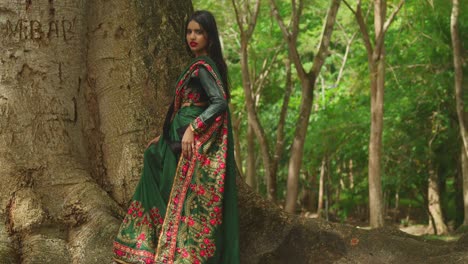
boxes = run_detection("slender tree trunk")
[246,122,257,189]
[271,58,293,186]
[394,190,400,222]
[281,0,341,213]
[344,0,404,228]
[337,161,344,205]
[450,0,468,226]
[285,76,314,212]
[462,149,468,226]
[240,41,275,200]
[231,109,244,177]
[301,170,318,213]
[368,61,385,227]
[349,159,355,189]
[325,164,331,221]
[428,162,448,234]
[317,156,327,218]
[366,0,386,228]
[232,0,274,198]
[451,0,468,159]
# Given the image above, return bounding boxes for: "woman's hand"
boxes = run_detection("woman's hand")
[146,135,160,149]
[181,126,195,158]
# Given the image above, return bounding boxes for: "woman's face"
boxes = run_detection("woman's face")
[186,20,208,57]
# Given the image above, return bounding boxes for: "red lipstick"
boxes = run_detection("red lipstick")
[190,42,198,47]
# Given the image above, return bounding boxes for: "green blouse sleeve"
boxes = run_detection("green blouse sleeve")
[190,67,227,134]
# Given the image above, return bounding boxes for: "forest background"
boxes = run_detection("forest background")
[194,0,468,236]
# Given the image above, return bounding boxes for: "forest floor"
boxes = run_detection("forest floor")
[400,224,462,241]
[301,210,465,243]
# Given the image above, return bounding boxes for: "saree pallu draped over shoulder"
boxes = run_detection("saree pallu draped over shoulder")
[113,57,239,264]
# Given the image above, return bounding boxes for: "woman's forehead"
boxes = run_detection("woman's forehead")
[187,20,202,29]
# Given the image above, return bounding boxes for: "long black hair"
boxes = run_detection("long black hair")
[185,10,230,100]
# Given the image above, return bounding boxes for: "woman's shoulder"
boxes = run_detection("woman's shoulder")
[188,59,217,78]
[189,56,218,72]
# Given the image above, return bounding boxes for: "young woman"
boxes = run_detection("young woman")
[112,10,239,264]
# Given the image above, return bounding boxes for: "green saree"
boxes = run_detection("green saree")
[113,57,239,264]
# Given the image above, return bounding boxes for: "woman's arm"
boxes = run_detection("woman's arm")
[182,66,227,158]
[189,67,227,134]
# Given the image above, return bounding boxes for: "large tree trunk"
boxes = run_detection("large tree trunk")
[0,1,121,263]
[0,0,191,262]
[86,0,190,205]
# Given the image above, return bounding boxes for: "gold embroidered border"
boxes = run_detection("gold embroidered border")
[113,241,155,259]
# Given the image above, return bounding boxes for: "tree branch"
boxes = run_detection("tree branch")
[291,0,304,38]
[232,0,245,35]
[309,0,341,78]
[269,0,292,40]
[335,29,357,87]
[383,0,405,34]
[254,44,283,97]
[375,0,404,60]
[342,0,356,15]
[246,0,262,38]
[269,0,306,80]
[354,1,374,62]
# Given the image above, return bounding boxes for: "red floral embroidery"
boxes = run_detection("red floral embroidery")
[154,59,230,263]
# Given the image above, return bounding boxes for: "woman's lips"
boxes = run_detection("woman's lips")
[190,42,198,47]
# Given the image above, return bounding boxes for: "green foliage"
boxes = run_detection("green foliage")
[193,0,468,229]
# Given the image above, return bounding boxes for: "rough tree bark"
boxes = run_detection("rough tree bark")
[1,1,467,263]
[0,0,190,262]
